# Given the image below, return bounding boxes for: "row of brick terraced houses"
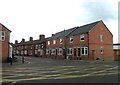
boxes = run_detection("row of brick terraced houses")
[12,20,115,60]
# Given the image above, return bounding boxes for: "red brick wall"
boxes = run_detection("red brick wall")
[46,21,113,60]
[89,21,114,60]
[46,34,89,48]
[66,34,88,47]
[0,25,10,62]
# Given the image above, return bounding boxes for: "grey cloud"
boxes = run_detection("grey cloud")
[81,0,117,22]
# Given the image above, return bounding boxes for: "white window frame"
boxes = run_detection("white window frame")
[67,48,73,55]
[35,50,37,55]
[0,31,5,41]
[52,49,56,55]
[24,50,27,55]
[70,36,73,43]
[81,47,88,55]
[35,45,38,49]
[100,46,103,54]
[58,48,63,55]
[53,40,56,44]
[47,41,50,45]
[21,50,23,55]
[46,49,49,54]
[80,34,84,41]
[60,38,63,44]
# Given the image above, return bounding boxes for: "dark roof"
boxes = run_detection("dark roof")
[68,21,100,36]
[113,43,120,50]
[0,23,12,32]
[113,43,120,45]
[13,39,46,46]
[47,20,101,40]
[46,27,77,40]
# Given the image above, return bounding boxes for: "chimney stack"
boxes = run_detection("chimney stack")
[15,40,18,44]
[29,37,33,41]
[52,34,54,36]
[39,34,45,40]
[21,38,25,42]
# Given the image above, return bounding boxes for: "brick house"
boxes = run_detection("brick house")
[113,43,120,61]
[0,23,11,62]
[46,20,114,60]
[13,35,46,57]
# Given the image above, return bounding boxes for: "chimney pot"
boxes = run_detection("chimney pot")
[15,40,18,44]
[52,34,54,36]
[39,34,45,40]
[21,38,25,42]
[29,37,33,41]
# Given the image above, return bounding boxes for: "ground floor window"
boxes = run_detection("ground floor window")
[40,49,44,55]
[46,49,49,55]
[35,50,37,55]
[58,48,63,55]
[67,48,73,55]
[16,50,18,54]
[21,51,23,55]
[24,50,27,55]
[51,49,56,55]
[81,47,88,55]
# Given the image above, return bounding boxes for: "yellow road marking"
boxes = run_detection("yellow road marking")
[2,65,119,82]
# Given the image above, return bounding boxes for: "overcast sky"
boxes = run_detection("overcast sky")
[0,0,119,43]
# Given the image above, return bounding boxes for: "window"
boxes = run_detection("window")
[52,49,56,54]
[100,47,103,54]
[48,41,50,45]
[70,36,73,43]
[0,31,5,41]
[80,34,84,41]
[58,48,63,55]
[53,40,56,44]
[81,47,88,55]
[67,48,73,55]
[30,46,33,49]
[100,35,103,42]
[35,50,37,55]
[46,49,49,54]
[35,45,38,49]
[60,38,63,44]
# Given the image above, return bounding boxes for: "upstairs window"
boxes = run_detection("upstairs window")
[100,35,103,42]
[0,31,5,41]
[80,34,84,41]
[70,36,73,43]
[60,38,63,44]
[53,40,56,44]
[48,41,50,45]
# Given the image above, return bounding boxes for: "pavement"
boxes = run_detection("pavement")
[1,56,120,84]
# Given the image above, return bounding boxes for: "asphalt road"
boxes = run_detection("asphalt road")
[2,56,120,84]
